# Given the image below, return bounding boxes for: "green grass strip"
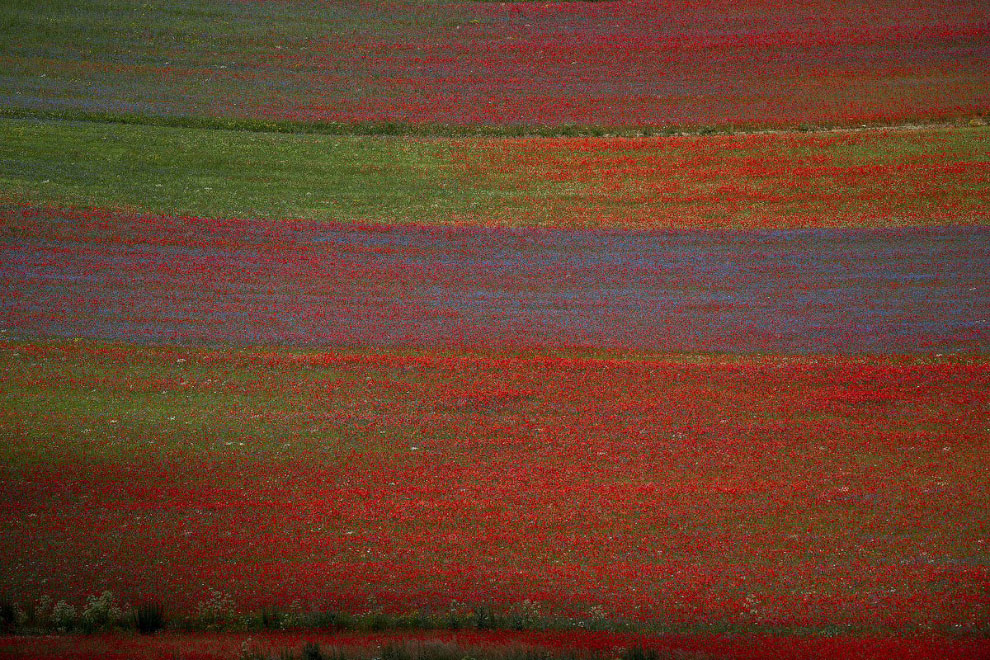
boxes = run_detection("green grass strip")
[0,115,492,224]
[0,106,971,140]
[2,115,987,228]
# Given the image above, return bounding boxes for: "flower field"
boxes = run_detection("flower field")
[2,0,989,658]
[1,0,988,129]
[1,122,988,229]
[2,341,989,634]
[2,205,989,353]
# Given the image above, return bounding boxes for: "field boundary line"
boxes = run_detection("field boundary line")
[0,106,982,139]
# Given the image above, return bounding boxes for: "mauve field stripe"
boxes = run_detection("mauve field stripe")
[2,210,988,354]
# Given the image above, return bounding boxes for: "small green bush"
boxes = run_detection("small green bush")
[80,590,127,633]
[51,600,77,633]
[195,588,236,630]
[509,600,542,631]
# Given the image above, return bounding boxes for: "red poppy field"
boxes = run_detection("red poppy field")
[2,343,989,640]
[442,128,990,229]
[2,0,988,129]
[2,0,990,658]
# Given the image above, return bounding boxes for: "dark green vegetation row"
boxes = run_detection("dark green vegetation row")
[0,589,919,640]
[240,641,685,660]
[1,107,960,139]
[1,591,607,635]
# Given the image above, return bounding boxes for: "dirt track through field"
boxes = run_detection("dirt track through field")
[2,207,988,353]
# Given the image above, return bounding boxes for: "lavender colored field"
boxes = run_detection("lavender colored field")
[2,207,987,354]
